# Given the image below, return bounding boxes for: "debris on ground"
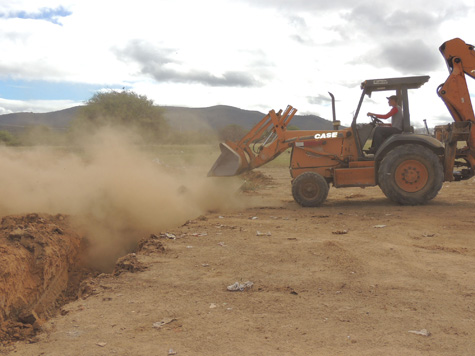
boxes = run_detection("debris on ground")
[345,194,366,199]
[137,234,166,255]
[332,230,349,235]
[78,278,100,299]
[408,329,431,337]
[152,318,177,329]
[227,281,254,291]
[160,232,177,240]
[113,253,146,276]
[191,232,208,237]
[239,171,274,191]
[256,231,271,236]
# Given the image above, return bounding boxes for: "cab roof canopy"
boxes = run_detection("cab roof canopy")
[361,76,430,96]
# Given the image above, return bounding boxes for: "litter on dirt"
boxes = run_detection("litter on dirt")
[227,281,254,291]
[160,233,176,240]
[152,318,177,329]
[191,233,208,237]
[332,230,348,235]
[256,231,271,236]
[408,329,431,337]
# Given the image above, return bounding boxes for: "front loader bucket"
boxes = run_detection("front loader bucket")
[208,106,298,177]
[208,143,243,177]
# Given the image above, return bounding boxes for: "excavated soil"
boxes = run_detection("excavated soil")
[2,166,475,355]
[0,214,93,345]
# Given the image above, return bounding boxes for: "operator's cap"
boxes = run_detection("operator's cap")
[386,95,398,101]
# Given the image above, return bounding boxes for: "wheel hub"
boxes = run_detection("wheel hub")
[301,182,318,199]
[395,160,429,192]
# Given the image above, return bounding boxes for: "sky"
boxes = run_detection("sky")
[0,0,474,128]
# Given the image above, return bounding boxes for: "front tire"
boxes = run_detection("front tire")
[292,172,329,207]
[378,144,443,205]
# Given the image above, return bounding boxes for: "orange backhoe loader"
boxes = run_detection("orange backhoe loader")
[208,38,475,206]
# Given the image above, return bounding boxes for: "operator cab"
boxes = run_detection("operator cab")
[350,76,430,158]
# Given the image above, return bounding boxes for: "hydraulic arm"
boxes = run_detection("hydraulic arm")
[437,38,475,180]
[438,38,475,123]
[208,105,349,177]
[208,105,298,176]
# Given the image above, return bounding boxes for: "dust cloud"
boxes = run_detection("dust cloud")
[0,128,244,270]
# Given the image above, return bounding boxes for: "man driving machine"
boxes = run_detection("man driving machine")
[367,95,403,153]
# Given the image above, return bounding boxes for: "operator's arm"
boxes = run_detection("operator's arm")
[367,107,398,119]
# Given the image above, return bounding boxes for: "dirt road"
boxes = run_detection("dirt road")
[5,167,475,355]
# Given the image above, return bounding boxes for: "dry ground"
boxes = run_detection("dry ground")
[4,166,475,356]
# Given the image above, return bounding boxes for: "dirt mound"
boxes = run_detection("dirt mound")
[0,213,90,344]
[113,253,146,276]
[137,233,166,255]
[239,170,274,191]
[0,214,173,346]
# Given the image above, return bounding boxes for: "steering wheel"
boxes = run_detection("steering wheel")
[369,115,383,125]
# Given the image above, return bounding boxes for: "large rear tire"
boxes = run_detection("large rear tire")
[292,172,329,207]
[378,144,443,205]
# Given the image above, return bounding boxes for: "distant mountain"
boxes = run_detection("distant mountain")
[0,105,334,133]
[0,107,79,133]
[162,105,334,131]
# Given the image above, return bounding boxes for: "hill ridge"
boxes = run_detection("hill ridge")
[0,105,333,133]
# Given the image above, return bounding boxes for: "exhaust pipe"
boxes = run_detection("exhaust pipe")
[329,92,340,130]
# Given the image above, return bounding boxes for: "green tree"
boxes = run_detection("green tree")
[287,125,300,130]
[0,130,19,146]
[71,91,168,142]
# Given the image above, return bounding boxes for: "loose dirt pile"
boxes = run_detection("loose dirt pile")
[240,170,274,191]
[0,213,91,345]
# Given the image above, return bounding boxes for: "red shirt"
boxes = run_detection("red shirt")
[375,107,399,120]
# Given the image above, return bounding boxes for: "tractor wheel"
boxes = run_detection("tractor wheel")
[292,172,329,207]
[378,144,443,205]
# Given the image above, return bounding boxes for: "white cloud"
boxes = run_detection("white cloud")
[0,0,473,127]
[0,98,82,115]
